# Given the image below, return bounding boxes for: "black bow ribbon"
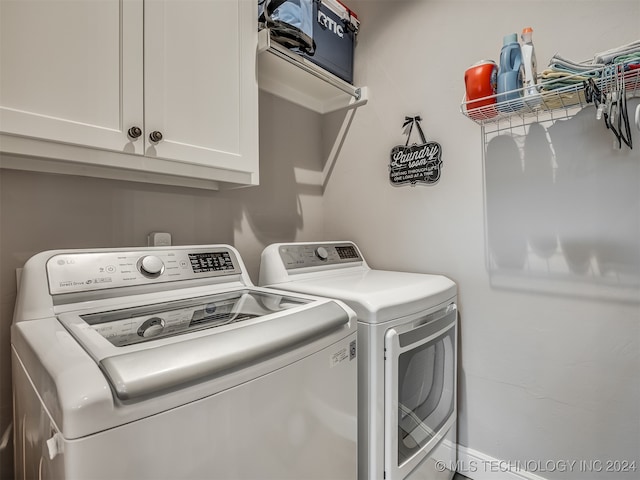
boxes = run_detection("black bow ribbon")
[403,116,427,146]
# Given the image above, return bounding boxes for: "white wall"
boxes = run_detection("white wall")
[0,92,325,479]
[322,1,639,479]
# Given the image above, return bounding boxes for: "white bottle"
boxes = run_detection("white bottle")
[520,27,541,104]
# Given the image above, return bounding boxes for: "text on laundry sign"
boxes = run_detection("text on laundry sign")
[390,143,441,168]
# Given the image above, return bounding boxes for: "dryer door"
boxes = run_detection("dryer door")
[384,303,457,480]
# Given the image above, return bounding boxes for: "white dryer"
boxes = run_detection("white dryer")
[12,244,358,480]
[260,241,458,480]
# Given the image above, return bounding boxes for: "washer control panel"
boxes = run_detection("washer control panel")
[46,247,240,295]
[278,243,362,270]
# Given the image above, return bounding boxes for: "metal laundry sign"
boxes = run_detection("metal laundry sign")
[389,116,443,186]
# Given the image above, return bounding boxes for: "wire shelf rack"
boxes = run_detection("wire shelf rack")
[461,64,640,134]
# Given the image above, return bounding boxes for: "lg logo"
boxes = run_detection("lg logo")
[317,10,343,38]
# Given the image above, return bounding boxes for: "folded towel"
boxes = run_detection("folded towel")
[539,68,600,91]
[541,53,605,92]
[548,54,604,73]
[613,51,640,65]
[594,40,640,64]
[540,90,587,110]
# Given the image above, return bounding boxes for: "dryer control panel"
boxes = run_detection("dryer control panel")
[46,247,241,295]
[278,242,362,270]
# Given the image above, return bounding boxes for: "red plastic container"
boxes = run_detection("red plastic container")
[464,60,498,119]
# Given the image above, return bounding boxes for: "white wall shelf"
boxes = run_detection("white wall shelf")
[460,64,640,135]
[257,28,368,114]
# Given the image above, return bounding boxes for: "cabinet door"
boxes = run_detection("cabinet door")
[0,0,144,154]
[144,0,258,178]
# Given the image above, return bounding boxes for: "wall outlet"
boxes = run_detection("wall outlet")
[148,232,172,247]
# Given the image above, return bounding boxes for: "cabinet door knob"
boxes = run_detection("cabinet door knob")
[127,126,142,139]
[149,131,163,143]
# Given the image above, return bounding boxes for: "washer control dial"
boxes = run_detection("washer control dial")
[315,246,329,261]
[137,255,165,278]
[137,317,165,338]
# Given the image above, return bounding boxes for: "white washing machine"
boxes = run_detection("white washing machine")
[260,241,458,480]
[12,244,358,480]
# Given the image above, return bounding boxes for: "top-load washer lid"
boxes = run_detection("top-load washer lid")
[57,288,350,401]
[259,242,457,324]
[77,289,308,347]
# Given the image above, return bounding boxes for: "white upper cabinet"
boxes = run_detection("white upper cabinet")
[0,0,258,189]
[0,0,144,153]
[143,0,257,174]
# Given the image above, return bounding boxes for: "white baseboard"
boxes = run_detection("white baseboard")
[457,445,549,480]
